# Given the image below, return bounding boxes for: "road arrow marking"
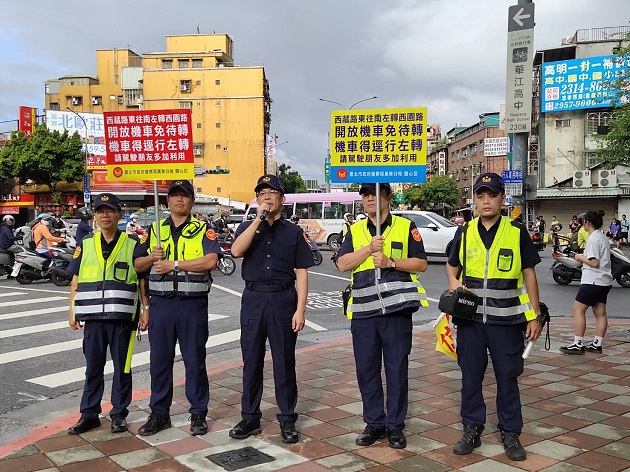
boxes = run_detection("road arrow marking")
[512,7,531,27]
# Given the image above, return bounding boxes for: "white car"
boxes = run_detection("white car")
[391,210,458,257]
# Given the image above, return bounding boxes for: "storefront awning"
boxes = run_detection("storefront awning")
[536,188,620,198]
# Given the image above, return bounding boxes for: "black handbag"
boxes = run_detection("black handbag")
[438,224,479,320]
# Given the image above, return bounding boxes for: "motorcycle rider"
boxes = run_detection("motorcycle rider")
[214,211,232,243]
[125,214,140,240]
[340,213,354,244]
[33,216,67,258]
[50,211,67,234]
[75,207,94,245]
[1,215,21,272]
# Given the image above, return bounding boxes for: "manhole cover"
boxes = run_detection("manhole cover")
[206,447,275,471]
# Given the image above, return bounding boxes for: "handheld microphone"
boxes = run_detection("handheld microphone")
[259,210,268,220]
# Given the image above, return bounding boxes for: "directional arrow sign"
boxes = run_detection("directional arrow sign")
[508,3,534,31]
[512,7,530,27]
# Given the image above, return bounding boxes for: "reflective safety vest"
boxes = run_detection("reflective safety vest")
[147,217,211,298]
[347,215,428,319]
[73,233,139,321]
[460,216,535,325]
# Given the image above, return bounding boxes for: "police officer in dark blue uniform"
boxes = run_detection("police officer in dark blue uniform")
[134,180,221,436]
[446,173,543,461]
[228,174,313,444]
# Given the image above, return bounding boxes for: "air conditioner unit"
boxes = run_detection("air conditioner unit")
[91,98,100,105]
[71,98,80,106]
[598,169,617,188]
[193,148,202,156]
[180,84,190,92]
[573,170,591,189]
[135,98,143,105]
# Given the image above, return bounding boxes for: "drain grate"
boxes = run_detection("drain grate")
[206,446,275,471]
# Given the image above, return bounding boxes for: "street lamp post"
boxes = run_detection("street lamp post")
[318,96,378,191]
[66,107,90,211]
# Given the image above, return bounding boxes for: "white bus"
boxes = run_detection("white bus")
[245,192,363,250]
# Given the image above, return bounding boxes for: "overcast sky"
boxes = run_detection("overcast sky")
[1,1,627,182]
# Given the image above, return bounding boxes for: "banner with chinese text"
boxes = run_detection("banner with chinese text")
[19,106,37,138]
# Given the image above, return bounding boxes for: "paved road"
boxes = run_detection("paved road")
[0,249,627,417]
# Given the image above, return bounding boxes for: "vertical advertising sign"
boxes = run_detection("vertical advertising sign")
[104,109,194,181]
[505,3,535,133]
[265,134,276,174]
[19,106,37,137]
[329,107,427,184]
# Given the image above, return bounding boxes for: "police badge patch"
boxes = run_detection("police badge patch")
[72,246,82,259]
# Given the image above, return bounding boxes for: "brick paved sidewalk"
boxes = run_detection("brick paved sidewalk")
[1,320,629,471]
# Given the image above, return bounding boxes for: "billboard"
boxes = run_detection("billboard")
[45,110,107,169]
[542,55,629,112]
[329,108,427,184]
[19,107,37,137]
[104,109,194,181]
[484,137,509,157]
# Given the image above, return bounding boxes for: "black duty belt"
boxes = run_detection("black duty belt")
[245,281,295,292]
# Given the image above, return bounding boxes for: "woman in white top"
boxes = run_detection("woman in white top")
[560,209,612,355]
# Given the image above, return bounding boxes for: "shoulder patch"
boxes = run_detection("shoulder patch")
[411,228,422,242]
[205,228,217,240]
[139,234,148,245]
[72,246,82,259]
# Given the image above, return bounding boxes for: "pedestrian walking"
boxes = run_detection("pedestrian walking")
[621,214,629,247]
[66,193,147,435]
[337,182,429,450]
[446,173,543,462]
[228,174,313,444]
[560,210,612,355]
[134,180,221,436]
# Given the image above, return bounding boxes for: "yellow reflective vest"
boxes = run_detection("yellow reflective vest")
[347,215,428,319]
[147,217,211,298]
[460,217,535,325]
[73,232,139,321]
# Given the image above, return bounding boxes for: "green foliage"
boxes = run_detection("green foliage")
[403,175,459,209]
[0,126,85,199]
[597,34,630,168]
[277,163,307,193]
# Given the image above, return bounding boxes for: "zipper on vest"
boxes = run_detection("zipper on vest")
[173,240,179,293]
[483,249,489,323]
[102,257,108,314]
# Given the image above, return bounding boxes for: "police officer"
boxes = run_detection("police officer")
[66,193,147,435]
[134,180,221,436]
[337,183,428,450]
[228,174,313,444]
[446,173,542,462]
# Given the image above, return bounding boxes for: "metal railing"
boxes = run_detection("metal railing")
[574,26,630,43]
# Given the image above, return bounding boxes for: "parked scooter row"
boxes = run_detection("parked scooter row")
[550,246,630,287]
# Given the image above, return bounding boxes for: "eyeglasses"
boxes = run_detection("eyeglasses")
[256,190,281,197]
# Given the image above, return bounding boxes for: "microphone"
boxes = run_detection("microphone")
[259,210,268,220]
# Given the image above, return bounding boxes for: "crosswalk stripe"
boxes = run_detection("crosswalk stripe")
[0,291,28,298]
[0,307,67,321]
[0,321,68,338]
[0,339,83,365]
[0,296,67,308]
[27,328,242,388]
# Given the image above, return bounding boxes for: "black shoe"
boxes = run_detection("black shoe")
[387,429,406,449]
[110,414,128,433]
[501,431,526,461]
[584,342,603,354]
[138,413,171,436]
[280,420,299,444]
[190,414,208,436]
[229,419,261,439]
[559,342,585,355]
[67,416,101,435]
[355,425,386,446]
[453,424,482,455]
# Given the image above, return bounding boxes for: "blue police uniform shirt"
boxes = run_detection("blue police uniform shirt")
[338,213,427,260]
[447,218,541,269]
[75,220,93,245]
[132,215,222,270]
[234,217,314,282]
[67,230,124,275]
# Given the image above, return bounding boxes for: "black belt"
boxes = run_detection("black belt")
[245,281,294,292]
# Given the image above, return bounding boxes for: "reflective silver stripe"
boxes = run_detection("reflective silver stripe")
[349,292,426,313]
[352,281,424,298]
[73,304,136,315]
[75,290,136,301]
[148,280,208,293]
[469,287,527,299]
[476,301,534,317]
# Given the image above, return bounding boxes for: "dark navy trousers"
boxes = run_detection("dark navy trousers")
[148,296,209,416]
[240,288,298,423]
[80,320,133,419]
[351,314,413,431]
[456,321,525,433]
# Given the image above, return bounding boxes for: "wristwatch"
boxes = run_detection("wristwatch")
[173,260,180,273]
[142,305,150,311]
[535,313,545,324]
[390,258,396,269]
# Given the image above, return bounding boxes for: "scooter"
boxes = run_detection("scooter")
[216,247,236,276]
[551,247,630,287]
[0,251,13,277]
[11,246,73,285]
[305,233,323,266]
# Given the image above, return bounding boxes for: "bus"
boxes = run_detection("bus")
[245,192,363,250]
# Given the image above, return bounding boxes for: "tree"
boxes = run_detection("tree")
[597,35,630,168]
[277,163,307,193]
[403,175,459,209]
[0,126,85,202]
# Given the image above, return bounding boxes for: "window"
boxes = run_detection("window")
[281,204,294,219]
[45,84,50,94]
[197,123,202,128]
[215,79,221,85]
[179,79,192,93]
[216,187,222,193]
[71,96,83,106]
[585,111,613,135]
[555,119,571,128]
[117,96,123,104]
[196,80,202,86]
[50,102,60,111]
[216,123,221,128]
[192,58,203,68]
[216,144,221,149]
[179,59,189,69]
[162,59,172,70]
[583,152,599,168]
[193,143,204,155]
[324,202,353,219]
[179,101,192,109]
[215,100,221,106]
[295,202,323,220]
